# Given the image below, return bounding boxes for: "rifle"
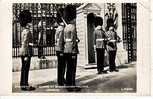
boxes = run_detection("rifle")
[54,6,68,26]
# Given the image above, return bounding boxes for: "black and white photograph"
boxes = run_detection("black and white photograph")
[12,3,137,93]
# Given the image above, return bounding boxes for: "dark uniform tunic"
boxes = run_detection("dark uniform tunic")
[64,24,79,86]
[105,30,121,71]
[20,28,33,87]
[94,26,107,73]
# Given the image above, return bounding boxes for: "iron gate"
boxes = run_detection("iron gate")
[12,3,67,57]
[122,3,137,62]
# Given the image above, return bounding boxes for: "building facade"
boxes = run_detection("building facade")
[12,3,137,70]
[76,3,136,66]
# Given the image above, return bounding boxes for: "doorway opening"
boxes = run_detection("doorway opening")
[87,13,96,64]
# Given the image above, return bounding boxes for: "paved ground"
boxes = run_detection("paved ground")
[12,62,136,93]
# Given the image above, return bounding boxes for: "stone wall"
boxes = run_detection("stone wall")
[76,3,128,67]
[12,56,57,72]
[76,11,87,66]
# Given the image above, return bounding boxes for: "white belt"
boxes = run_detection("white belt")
[65,39,72,42]
[57,39,60,41]
[109,40,116,42]
[96,39,104,41]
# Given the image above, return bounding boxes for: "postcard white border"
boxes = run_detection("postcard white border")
[0,0,151,96]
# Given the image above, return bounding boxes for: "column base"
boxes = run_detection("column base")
[116,48,128,66]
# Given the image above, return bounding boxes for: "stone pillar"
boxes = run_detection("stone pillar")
[115,3,128,65]
[100,4,105,29]
[84,13,88,65]
[76,9,88,66]
[116,3,123,49]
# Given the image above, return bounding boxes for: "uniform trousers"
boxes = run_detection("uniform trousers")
[108,50,117,70]
[96,48,105,72]
[64,53,77,86]
[20,56,31,87]
[56,51,66,86]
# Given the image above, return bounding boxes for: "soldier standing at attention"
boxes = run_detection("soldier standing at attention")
[19,10,35,91]
[106,26,121,72]
[63,5,80,89]
[55,22,65,86]
[94,19,108,74]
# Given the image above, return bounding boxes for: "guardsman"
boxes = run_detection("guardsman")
[94,24,107,74]
[106,26,121,72]
[62,5,80,92]
[38,21,46,59]
[64,20,79,87]
[19,10,35,91]
[55,22,65,86]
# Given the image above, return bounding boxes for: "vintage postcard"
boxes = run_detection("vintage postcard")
[0,0,151,96]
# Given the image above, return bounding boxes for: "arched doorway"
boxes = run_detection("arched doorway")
[87,13,96,64]
[76,3,102,66]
